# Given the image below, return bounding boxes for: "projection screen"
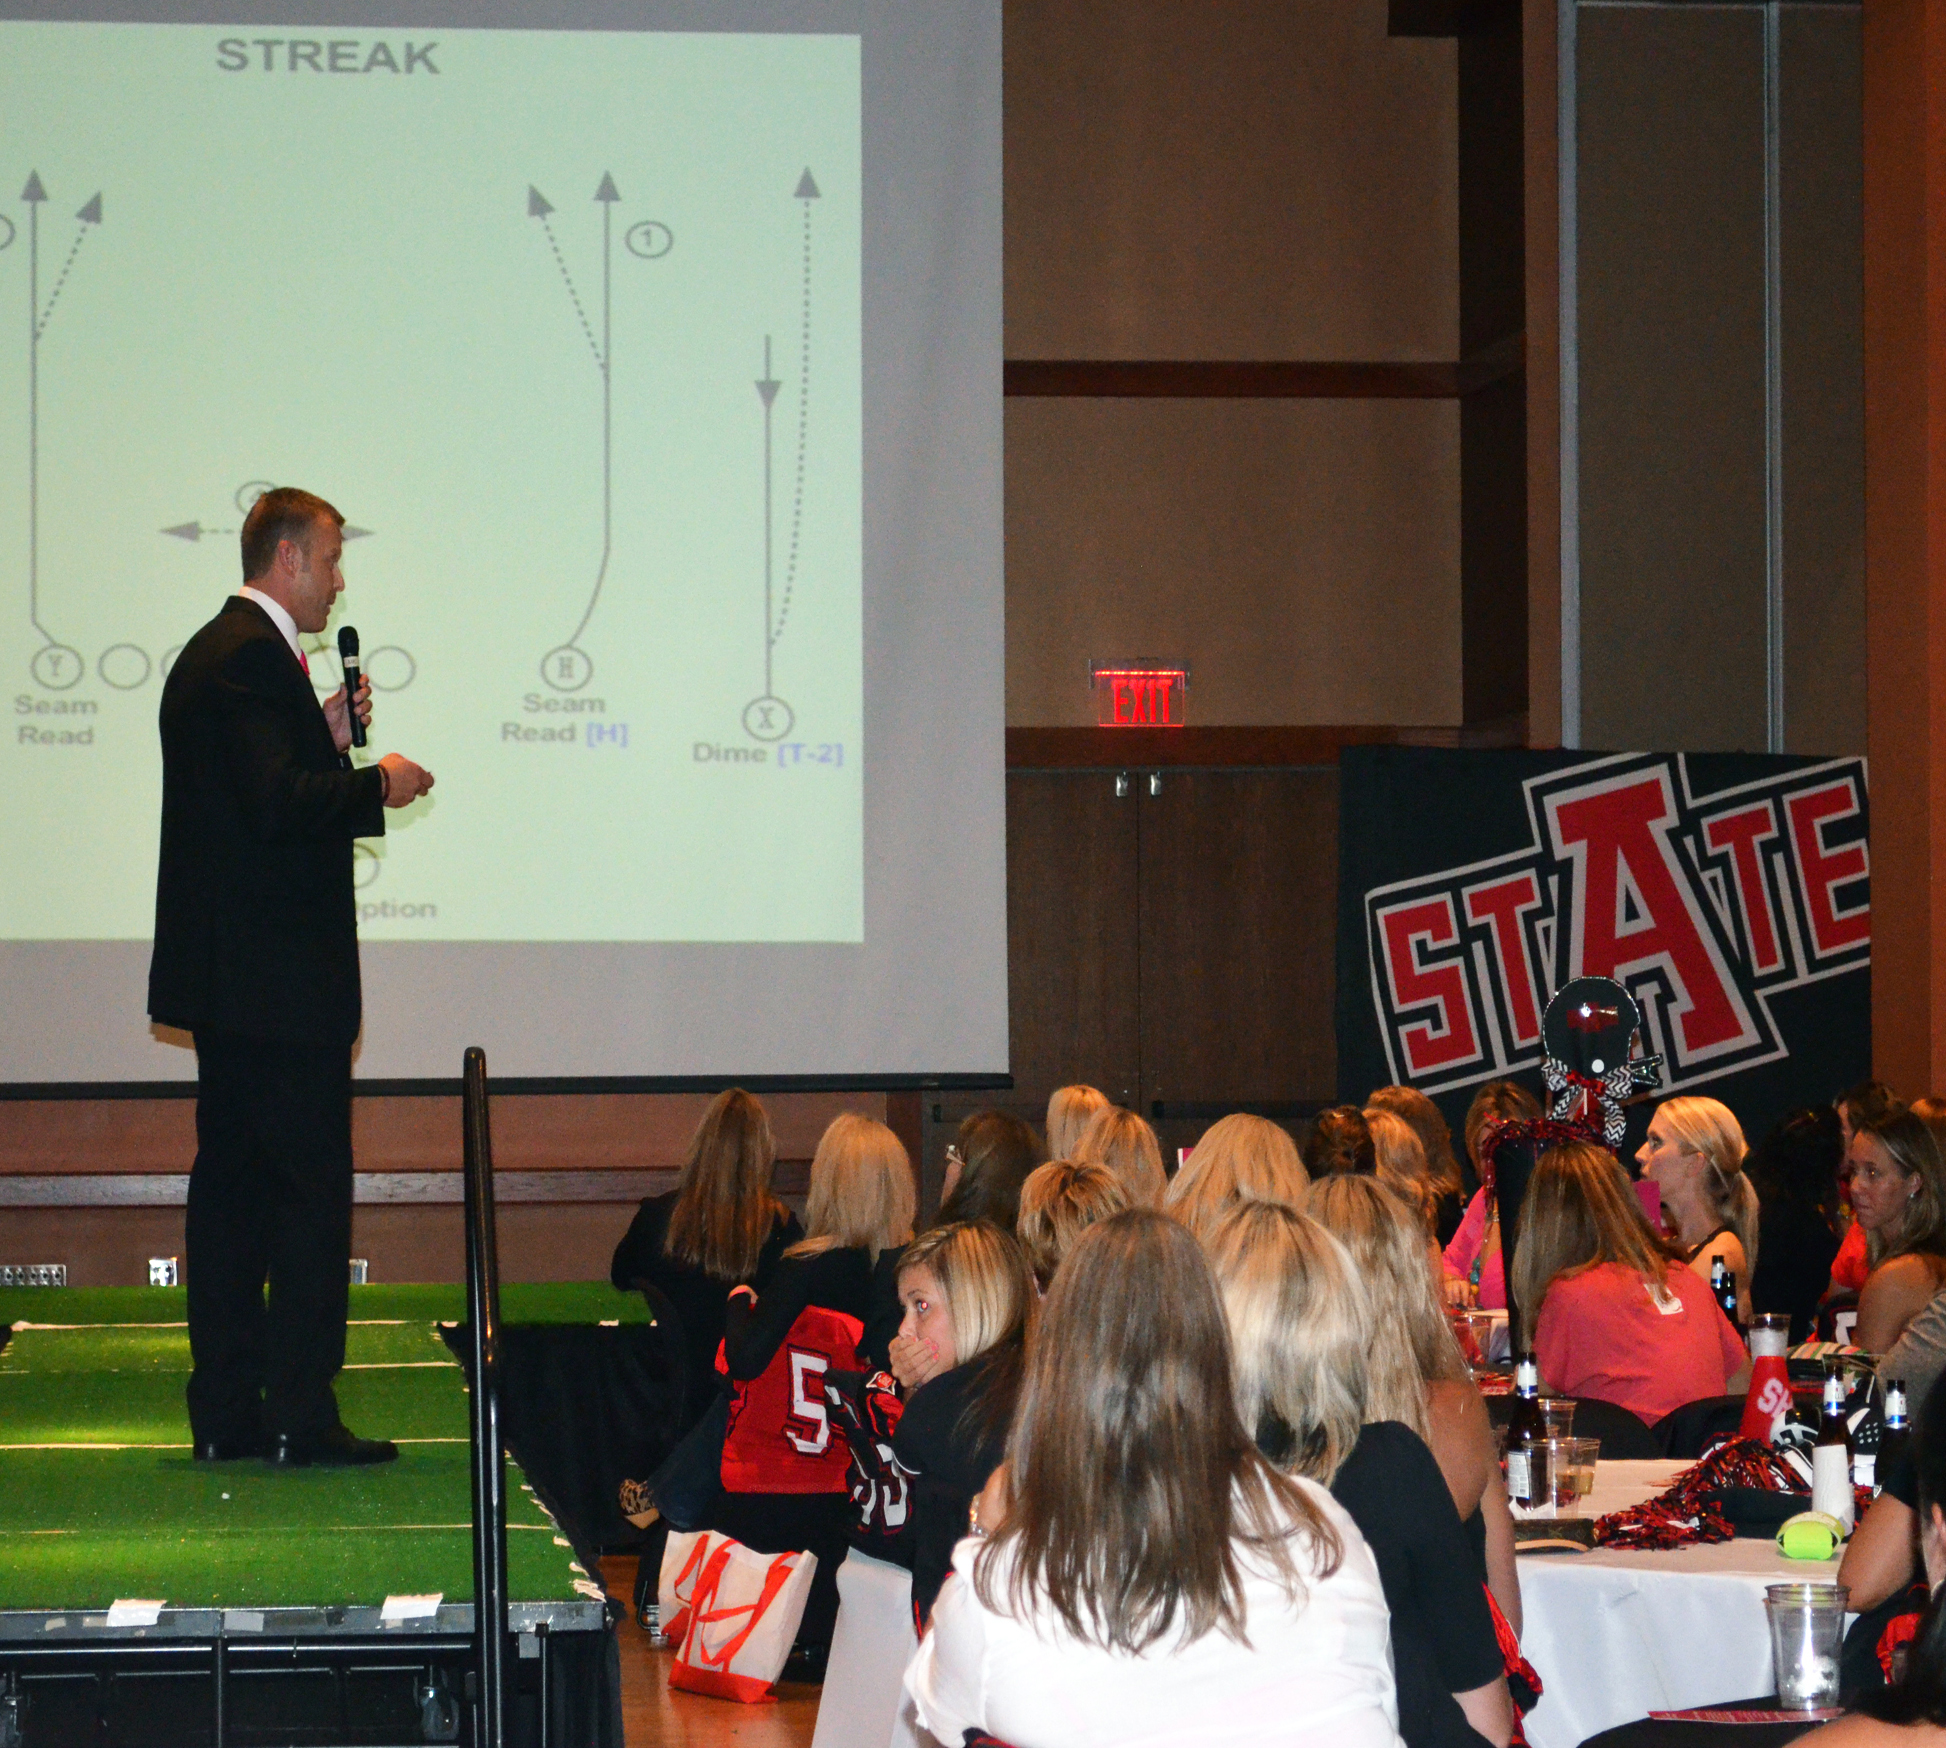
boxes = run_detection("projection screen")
[0,0,1005,1087]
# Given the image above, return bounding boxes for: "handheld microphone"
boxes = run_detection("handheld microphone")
[337,625,367,748]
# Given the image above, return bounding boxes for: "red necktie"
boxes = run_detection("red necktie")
[298,650,310,675]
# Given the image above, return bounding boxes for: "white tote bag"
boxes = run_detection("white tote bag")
[668,1535,817,1703]
[657,1529,722,1648]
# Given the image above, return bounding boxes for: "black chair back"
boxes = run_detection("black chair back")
[1654,1394,1749,1459]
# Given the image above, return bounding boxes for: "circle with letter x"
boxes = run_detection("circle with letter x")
[742,695,794,742]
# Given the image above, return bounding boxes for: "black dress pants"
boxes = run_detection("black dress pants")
[186,1029,354,1445]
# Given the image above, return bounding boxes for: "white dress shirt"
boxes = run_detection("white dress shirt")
[904,1476,1402,1748]
[237,585,302,664]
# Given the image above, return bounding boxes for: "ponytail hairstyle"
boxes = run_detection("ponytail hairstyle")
[1363,1107,1440,1235]
[1366,1084,1465,1202]
[1652,1096,1760,1277]
[1017,1159,1130,1290]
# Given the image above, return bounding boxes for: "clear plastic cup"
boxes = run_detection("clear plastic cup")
[1548,1437,1600,1509]
[1765,1583,1848,1709]
[1751,1312,1791,1361]
[1450,1310,1497,1375]
[1541,1399,1576,1441]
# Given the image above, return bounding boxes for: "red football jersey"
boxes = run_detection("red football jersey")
[719,1304,864,1494]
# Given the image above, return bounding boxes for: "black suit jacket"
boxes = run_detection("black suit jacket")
[148,597,386,1047]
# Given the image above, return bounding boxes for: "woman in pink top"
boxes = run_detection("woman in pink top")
[1511,1141,1751,1426]
[1441,1081,1542,1310]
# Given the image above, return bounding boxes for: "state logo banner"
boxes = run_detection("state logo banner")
[1334,746,1870,1150]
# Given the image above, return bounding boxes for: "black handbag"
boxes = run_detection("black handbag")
[647,1390,729,1532]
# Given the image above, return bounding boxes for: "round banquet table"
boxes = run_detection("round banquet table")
[1517,1460,1846,1748]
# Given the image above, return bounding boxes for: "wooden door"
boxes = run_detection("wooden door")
[1135,768,1339,1110]
[1005,769,1143,1111]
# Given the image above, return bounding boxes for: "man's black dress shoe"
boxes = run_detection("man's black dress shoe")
[266,1424,399,1468]
[193,1434,266,1462]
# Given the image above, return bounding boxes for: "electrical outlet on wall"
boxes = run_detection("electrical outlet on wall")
[0,1264,68,1286]
[148,1258,179,1287]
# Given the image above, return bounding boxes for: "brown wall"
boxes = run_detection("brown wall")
[1862,0,1946,1092]
[1003,0,1465,729]
[0,1091,892,1286]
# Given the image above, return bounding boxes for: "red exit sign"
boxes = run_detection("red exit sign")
[1092,663,1187,727]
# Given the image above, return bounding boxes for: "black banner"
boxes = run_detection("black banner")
[1335,747,1871,1158]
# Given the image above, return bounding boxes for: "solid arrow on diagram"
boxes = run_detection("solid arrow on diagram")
[527,186,554,218]
[595,172,619,203]
[21,171,45,203]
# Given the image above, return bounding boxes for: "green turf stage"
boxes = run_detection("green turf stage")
[0,1285,628,1614]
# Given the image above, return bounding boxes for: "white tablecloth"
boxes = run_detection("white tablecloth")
[1518,1460,1843,1748]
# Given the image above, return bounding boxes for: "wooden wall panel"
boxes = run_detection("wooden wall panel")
[1577,6,1770,754]
[1006,0,1457,362]
[1005,399,1462,727]
[1781,6,1866,758]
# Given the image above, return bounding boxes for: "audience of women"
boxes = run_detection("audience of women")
[1015,1158,1129,1291]
[1163,1112,1308,1242]
[1074,1103,1168,1206]
[1044,1083,1110,1163]
[1634,1095,1759,1322]
[1368,1084,1468,1242]
[1208,1200,1513,1748]
[1747,1107,1843,1342]
[608,1087,801,1424]
[1308,1173,1521,1633]
[1511,1140,1749,1424]
[1849,1109,1946,1356]
[1442,1079,1542,1309]
[937,1109,1044,1234]
[885,1221,1035,1626]
[905,1211,1404,1748]
[1303,1104,1377,1179]
[712,1112,916,1655]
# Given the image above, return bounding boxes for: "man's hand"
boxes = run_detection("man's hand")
[322,676,373,754]
[378,753,435,808]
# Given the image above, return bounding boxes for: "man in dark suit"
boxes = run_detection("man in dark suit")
[149,486,434,1467]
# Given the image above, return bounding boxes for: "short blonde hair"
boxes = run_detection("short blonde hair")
[1017,1159,1130,1288]
[896,1221,1036,1363]
[1652,1096,1759,1272]
[789,1113,916,1262]
[1075,1106,1167,1208]
[1207,1202,1370,1485]
[1363,1107,1438,1233]
[1164,1114,1308,1244]
[1046,1085,1110,1161]
[1305,1174,1468,1439]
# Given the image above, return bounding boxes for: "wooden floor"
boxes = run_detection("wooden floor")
[600,1556,824,1748]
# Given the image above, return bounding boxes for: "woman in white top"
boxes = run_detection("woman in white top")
[905,1209,1401,1748]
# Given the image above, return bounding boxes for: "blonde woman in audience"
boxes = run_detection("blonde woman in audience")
[906,1210,1403,1748]
[1850,1109,1946,1355]
[1635,1095,1760,1322]
[1308,1173,1522,1633]
[714,1112,917,1654]
[1075,1103,1168,1207]
[1045,1083,1109,1162]
[1510,1141,1749,1424]
[1163,1113,1309,1243]
[1016,1158,1129,1291]
[1210,1201,1514,1748]
[886,1221,1036,1626]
